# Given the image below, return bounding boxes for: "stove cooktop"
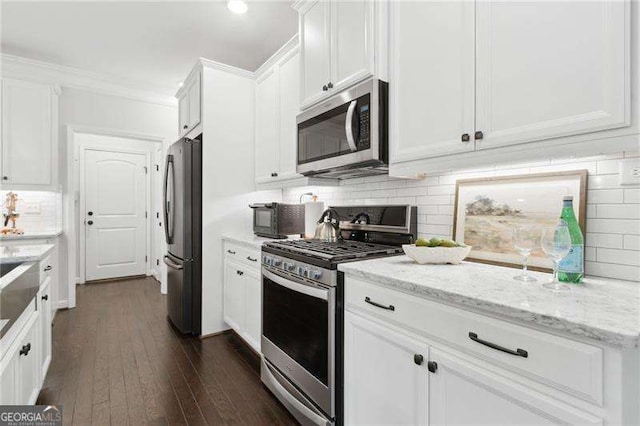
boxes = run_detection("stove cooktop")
[263,239,403,262]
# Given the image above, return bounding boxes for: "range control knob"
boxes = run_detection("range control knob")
[311,270,322,280]
[297,266,309,277]
[284,262,295,272]
[273,259,282,267]
[262,255,270,265]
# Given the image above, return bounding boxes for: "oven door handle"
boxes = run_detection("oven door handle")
[263,268,329,301]
[345,100,358,152]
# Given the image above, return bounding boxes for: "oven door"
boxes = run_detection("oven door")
[296,79,384,176]
[261,267,335,418]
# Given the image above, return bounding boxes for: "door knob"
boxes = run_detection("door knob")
[87,220,94,225]
[88,211,93,216]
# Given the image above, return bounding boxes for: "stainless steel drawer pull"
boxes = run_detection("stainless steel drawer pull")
[19,343,31,356]
[236,270,244,276]
[227,250,236,254]
[44,265,52,272]
[247,256,257,262]
[364,296,395,311]
[468,332,528,358]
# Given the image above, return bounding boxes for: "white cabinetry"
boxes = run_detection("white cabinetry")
[389,0,631,175]
[343,276,626,425]
[176,71,201,137]
[37,278,52,379]
[295,0,386,110]
[0,309,41,405]
[255,69,281,183]
[223,241,262,353]
[1,78,59,190]
[344,312,428,426]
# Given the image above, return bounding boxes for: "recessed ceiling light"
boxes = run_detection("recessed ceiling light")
[227,0,248,14]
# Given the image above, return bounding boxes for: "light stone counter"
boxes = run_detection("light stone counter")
[222,233,301,250]
[0,230,62,241]
[0,244,55,264]
[338,255,640,348]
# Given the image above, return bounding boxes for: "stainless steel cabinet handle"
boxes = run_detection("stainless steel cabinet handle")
[2,176,7,180]
[236,270,244,276]
[427,361,438,373]
[19,343,31,356]
[227,249,236,254]
[322,85,328,91]
[87,220,94,225]
[44,265,52,272]
[364,296,395,311]
[461,133,470,142]
[474,131,484,140]
[271,172,278,177]
[468,332,528,358]
[183,124,188,129]
[41,294,48,301]
[247,256,257,262]
[413,354,424,365]
[327,82,333,89]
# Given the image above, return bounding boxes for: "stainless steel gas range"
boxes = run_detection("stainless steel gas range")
[260,205,417,426]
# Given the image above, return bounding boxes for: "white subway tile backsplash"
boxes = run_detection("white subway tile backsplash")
[596,204,640,219]
[282,152,639,282]
[623,235,640,251]
[586,233,623,249]
[0,190,61,233]
[596,248,640,267]
[588,189,624,204]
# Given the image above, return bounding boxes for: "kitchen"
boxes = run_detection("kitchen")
[0,0,639,425]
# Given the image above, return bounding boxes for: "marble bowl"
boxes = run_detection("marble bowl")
[402,244,472,265]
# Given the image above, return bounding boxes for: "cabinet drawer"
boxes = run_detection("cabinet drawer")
[345,277,603,405]
[38,255,52,284]
[223,242,260,270]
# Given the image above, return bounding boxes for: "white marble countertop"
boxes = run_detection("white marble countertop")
[0,244,55,264]
[222,233,301,250]
[0,230,62,241]
[338,256,640,348]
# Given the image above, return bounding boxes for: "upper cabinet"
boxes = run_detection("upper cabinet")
[176,70,201,137]
[1,78,60,190]
[295,0,387,110]
[390,0,632,175]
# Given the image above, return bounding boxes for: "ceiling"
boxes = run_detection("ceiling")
[1,1,298,93]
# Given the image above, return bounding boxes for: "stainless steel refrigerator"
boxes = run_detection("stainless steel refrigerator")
[163,135,202,335]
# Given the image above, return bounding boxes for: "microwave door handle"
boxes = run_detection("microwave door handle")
[345,100,358,152]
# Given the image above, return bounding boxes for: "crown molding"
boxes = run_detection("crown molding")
[1,54,177,107]
[254,34,300,80]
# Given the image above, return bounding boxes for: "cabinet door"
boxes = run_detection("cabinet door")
[344,312,428,425]
[17,313,40,405]
[0,348,18,404]
[255,69,281,182]
[188,75,201,129]
[278,51,302,181]
[178,93,189,135]
[1,79,54,186]
[389,1,476,164]
[475,1,629,149]
[223,260,245,333]
[38,278,52,380]
[429,348,602,426]
[331,0,374,91]
[300,0,331,108]
[242,267,261,353]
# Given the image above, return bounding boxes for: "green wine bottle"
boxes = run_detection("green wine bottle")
[558,196,584,283]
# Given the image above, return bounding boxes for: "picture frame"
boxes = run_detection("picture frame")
[453,170,588,271]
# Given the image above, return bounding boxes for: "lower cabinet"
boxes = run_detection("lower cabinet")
[344,312,428,425]
[343,277,612,425]
[223,254,262,353]
[38,278,52,379]
[0,310,41,405]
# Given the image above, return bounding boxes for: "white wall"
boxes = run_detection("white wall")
[58,88,177,303]
[200,66,256,336]
[284,151,640,283]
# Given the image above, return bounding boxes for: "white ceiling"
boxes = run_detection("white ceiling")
[1,1,298,93]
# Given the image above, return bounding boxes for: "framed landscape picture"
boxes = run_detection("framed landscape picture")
[453,170,587,271]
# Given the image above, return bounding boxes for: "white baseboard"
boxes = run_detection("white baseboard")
[53,299,68,310]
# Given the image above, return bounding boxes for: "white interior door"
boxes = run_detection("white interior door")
[85,149,147,281]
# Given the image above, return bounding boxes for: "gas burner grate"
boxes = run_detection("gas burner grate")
[265,239,403,262]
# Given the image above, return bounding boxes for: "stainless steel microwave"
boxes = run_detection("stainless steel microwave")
[296,78,388,179]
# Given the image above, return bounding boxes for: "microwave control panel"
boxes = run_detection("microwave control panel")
[359,103,370,150]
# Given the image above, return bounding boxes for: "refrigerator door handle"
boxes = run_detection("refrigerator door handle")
[163,154,174,244]
[163,255,183,270]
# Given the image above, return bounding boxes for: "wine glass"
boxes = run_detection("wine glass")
[513,226,539,282]
[540,222,572,291]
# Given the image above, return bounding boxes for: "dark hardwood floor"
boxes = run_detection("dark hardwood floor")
[36,277,297,426]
